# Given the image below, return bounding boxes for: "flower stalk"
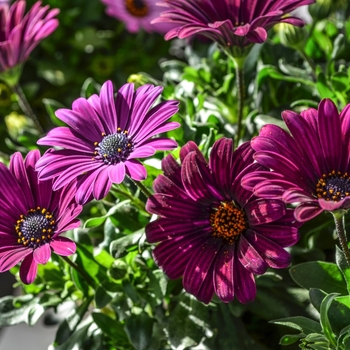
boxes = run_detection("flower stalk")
[232,56,245,148]
[12,83,44,134]
[332,211,350,266]
[60,255,97,289]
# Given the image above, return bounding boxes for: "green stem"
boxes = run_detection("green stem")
[12,83,44,134]
[298,48,317,80]
[60,255,97,289]
[232,56,245,148]
[129,177,153,198]
[111,185,146,212]
[332,211,350,266]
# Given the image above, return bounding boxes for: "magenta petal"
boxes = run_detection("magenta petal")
[245,230,291,269]
[237,235,268,275]
[50,237,76,256]
[318,197,350,211]
[125,159,147,181]
[108,163,126,184]
[20,254,38,285]
[196,263,215,304]
[33,243,51,264]
[0,247,31,272]
[234,254,256,304]
[93,167,112,200]
[214,245,235,303]
[244,199,286,225]
[183,237,222,299]
[294,203,323,222]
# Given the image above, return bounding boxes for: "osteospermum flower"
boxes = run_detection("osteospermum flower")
[146,138,300,304]
[242,99,350,222]
[153,0,314,49]
[0,0,59,74]
[0,150,82,284]
[100,0,174,33]
[36,81,180,205]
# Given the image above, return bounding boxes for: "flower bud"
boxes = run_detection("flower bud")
[279,23,307,50]
[309,0,332,21]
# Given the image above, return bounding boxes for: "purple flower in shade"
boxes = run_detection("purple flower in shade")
[153,0,314,49]
[0,150,82,284]
[145,138,300,304]
[0,0,59,73]
[100,0,175,33]
[36,81,180,205]
[242,99,350,222]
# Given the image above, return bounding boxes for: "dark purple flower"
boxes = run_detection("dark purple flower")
[0,150,81,284]
[242,99,350,222]
[146,138,300,304]
[36,81,180,205]
[0,0,59,73]
[100,0,175,33]
[153,0,314,48]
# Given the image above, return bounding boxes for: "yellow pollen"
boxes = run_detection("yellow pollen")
[36,239,40,243]
[315,170,350,202]
[210,201,247,245]
[117,127,121,132]
[125,0,149,17]
[94,142,98,146]
[101,132,106,136]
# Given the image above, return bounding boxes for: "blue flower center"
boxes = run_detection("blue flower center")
[210,201,247,244]
[125,0,149,17]
[16,207,55,249]
[316,170,350,201]
[94,129,134,165]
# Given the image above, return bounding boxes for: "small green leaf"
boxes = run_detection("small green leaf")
[42,98,66,126]
[92,312,127,342]
[335,246,350,294]
[279,333,305,346]
[124,312,154,350]
[54,297,93,345]
[271,316,322,335]
[289,261,348,295]
[320,293,338,347]
[110,229,144,258]
[316,72,335,99]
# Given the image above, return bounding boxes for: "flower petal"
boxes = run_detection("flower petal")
[20,254,38,284]
[33,243,51,264]
[244,199,286,225]
[50,237,76,256]
[214,245,235,303]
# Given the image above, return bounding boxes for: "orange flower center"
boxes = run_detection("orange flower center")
[125,0,149,17]
[210,201,247,244]
[315,170,350,202]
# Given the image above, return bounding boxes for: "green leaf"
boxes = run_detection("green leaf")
[331,72,349,92]
[289,261,348,295]
[84,200,131,228]
[279,334,305,346]
[92,312,128,342]
[53,322,91,350]
[110,229,144,258]
[271,316,322,335]
[0,294,45,327]
[316,72,335,99]
[42,98,66,126]
[320,293,338,347]
[309,288,350,335]
[124,312,154,350]
[335,246,350,294]
[54,297,93,345]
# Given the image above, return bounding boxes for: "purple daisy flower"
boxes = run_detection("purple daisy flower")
[146,138,300,304]
[0,0,59,73]
[100,0,175,33]
[36,81,180,205]
[242,99,350,222]
[0,150,82,284]
[153,0,314,48]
